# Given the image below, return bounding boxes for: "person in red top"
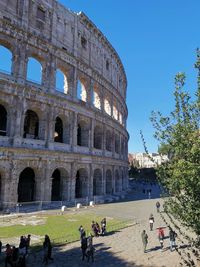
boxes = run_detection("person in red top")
[5,243,13,267]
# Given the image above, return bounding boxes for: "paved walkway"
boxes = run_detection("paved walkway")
[0,183,183,266]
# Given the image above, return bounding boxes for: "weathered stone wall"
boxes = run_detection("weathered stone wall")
[0,0,129,205]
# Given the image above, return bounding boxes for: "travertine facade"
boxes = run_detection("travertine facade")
[0,0,129,206]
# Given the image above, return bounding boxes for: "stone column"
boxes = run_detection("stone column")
[112,166,115,194]
[48,56,56,93]
[102,165,106,195]
[102,123,106,156]
[112,128,115,157]
[72,67,78,101]
[71,112,77,151]
[70,162,76,201]
[13,44,27,83]
[46,107,54,149]
[88,164,93,200]
[89,118,94,151]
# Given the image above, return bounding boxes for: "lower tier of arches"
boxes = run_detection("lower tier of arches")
[0,156,128,206]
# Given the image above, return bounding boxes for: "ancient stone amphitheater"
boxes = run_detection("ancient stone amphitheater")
[0,0,128,208]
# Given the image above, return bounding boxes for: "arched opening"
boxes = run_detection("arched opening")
[56,69,69,94]
[18,168,35,202]
[93,90,101,110]
[23,110,39,139]
[51,169,61,201]
[115,134,120,154]
[115,170,121,193]
[0,45,12,74]
[77,79,87,102]
[26,57,42,84]
[122,170,126,190]
[94,126,102,149]
[104,98,111,115]
[119,112,122,124]
[106,169,112,194]
[77,120,89,147]
[93,169,102,196]
[0,104,7,136]
[113,105,118,120]
[106,130,112,151]
[54,117,63,143]
[75,168,88,198]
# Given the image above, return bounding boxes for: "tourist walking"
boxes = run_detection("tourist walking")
[169,228,177,251]
[141,230,148,253]
[42,235,53,264]
[78,225,86,240]
[87,243,95,263]
[5,244,13,267]
[156,201,161,213]
[81,235,88,261]
[149,214,154,231]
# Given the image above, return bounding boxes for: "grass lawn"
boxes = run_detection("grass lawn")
[0,212,130,245]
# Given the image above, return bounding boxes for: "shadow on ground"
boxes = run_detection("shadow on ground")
[15,241,155,267]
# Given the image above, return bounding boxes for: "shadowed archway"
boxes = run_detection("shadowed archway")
[75,168,88,198]
[18,168,35,202]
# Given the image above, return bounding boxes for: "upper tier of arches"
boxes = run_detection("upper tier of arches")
[0,43,127,127]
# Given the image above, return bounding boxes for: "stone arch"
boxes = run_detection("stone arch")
[94,125,102,149]
[55,68,69,94]
[115,169,121,193]
[23,110,39,139]
[18,167,35,202]
[104,98,111,115]
[75,168,88,198]
[54,116,63,143]
[106,169,112,194]
[113,105,118,120]
[0,104,7,136]
[77,79,87,102]
[122,168,126,190]
[93,84,101,109]
[93,169,103,196]
[51,168,70,201]
[77,119,89,147]
[106,130,112,151]
[26,57,42,84]
[0,44,13,74]
[115,134,120,154]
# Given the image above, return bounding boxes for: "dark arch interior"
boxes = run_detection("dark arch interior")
[18,168,35,202]
[54,117,63,143]
[51,169,61,201]
[0,104,7,136]
[94,127,102,149]
[75,170,81,198]
[23,110,39,139]
[77,124,82,146]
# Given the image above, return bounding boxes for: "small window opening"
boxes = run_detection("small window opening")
[81,36,87,49]
[106,60,109,71]
[37,7,45,21]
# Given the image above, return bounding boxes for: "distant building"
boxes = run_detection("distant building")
[128,153,168,168]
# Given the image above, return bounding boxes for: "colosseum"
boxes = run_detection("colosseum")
[0,0,129,208]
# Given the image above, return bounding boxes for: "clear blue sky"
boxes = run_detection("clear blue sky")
[59,0,200,153]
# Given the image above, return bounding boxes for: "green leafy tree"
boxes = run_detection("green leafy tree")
[150,50,200,236]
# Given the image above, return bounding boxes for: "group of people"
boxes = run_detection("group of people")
[91,218,106,237]
[141,202,177,253]
[3,234,31,267]
[78,218,107,262]
[2,233,54,267]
